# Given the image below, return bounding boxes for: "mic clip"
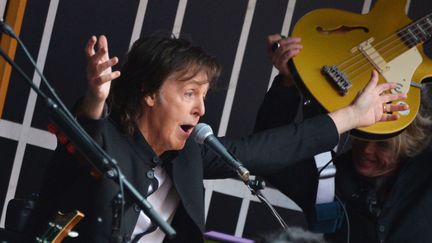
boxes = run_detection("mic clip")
[247,177,266,192]
[237,165,250,183]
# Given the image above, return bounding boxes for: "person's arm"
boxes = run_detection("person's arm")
[75,35,121,119]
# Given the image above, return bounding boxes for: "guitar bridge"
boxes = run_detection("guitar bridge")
[321,65,352,95]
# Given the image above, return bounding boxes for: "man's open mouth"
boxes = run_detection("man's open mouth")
[180,124,194,133]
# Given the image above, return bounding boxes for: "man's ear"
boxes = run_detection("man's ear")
[144,94,156,107]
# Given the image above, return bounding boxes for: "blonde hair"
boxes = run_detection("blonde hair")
[390,86,432,159]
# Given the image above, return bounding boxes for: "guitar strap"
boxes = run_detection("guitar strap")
[294,95,336,204]
[314,151,335,204]
[295,94,336,204]
[311,149,344,233]
[296,94,343,233]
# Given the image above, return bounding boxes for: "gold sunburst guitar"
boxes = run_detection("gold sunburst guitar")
[290,0,432,139]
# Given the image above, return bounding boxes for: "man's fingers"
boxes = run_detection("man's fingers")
[85,36,97,58]
[279,37,301,46]
[97,35,109,51]
[267,34,282,52]
[269,35,301,53]
[90,47,108,65]
[278,43,303,53]
[96,57,119,74]
[381,93,407,104]
[380,113,400,121]
[91,71,120,86]
[267,34,282,44]
[362,70,379,93]
[376,82,398,94]
[386,103,409,112]
[274,44,303,63]
[96,71,121,84]
[280,49,301,63]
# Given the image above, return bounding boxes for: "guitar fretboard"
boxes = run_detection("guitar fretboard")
[399,13,432,47]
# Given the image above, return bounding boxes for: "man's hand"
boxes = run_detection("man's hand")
[78,35,121,119]
[329,70,408,134]
[266,34,302,86]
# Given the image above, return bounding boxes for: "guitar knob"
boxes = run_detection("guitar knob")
[68,231,79,238]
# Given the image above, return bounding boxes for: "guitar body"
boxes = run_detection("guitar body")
[291,0,432,138]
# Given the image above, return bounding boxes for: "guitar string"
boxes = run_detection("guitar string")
[345,36,410,81]
[373,22,432,66]
[345,22,432,82]
[341,15,432,80]
[337,12,432,72]
[330,13,432,83]
[342,16,432,81]
[348,20,431,78]
[334,13,431,74]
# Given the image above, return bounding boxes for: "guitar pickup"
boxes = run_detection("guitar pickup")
[357,38,390,73]
[321,65,352,95]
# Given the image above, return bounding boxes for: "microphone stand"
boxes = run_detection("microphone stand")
[228,156,289,229]
[225,155,290,228]
[245,178,288,229]
[0,20,176,239]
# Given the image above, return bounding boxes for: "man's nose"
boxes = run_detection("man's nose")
[193,98,205,117]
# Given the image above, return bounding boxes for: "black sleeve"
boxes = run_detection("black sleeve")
[202,76,339,186]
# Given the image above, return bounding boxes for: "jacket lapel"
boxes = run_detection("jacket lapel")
[171,139,205,231]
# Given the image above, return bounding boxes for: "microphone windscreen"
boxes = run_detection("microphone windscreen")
[192,123,213,144]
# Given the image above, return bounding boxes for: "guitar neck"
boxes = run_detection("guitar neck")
[399,13,432,47]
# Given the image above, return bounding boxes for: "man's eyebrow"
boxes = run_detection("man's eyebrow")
[186,79,209,85]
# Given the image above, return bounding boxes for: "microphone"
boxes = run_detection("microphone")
[192,123,250,183]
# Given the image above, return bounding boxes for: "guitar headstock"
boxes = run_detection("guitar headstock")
[36,210,84,243]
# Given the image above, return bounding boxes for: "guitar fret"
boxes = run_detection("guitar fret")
[425,17,432,38]
[399,14,432,47]
[407,28,419,46]
[416,23,429,40]
[426,18,432,28]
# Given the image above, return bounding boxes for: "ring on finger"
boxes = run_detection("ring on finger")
[272,42,281,52]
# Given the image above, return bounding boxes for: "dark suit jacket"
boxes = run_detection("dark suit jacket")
[28,110,338,242]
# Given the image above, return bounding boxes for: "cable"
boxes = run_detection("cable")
[249,182,289,229]
[317,132,351,176]
[335,194,350,243]
[316,133,351,243]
